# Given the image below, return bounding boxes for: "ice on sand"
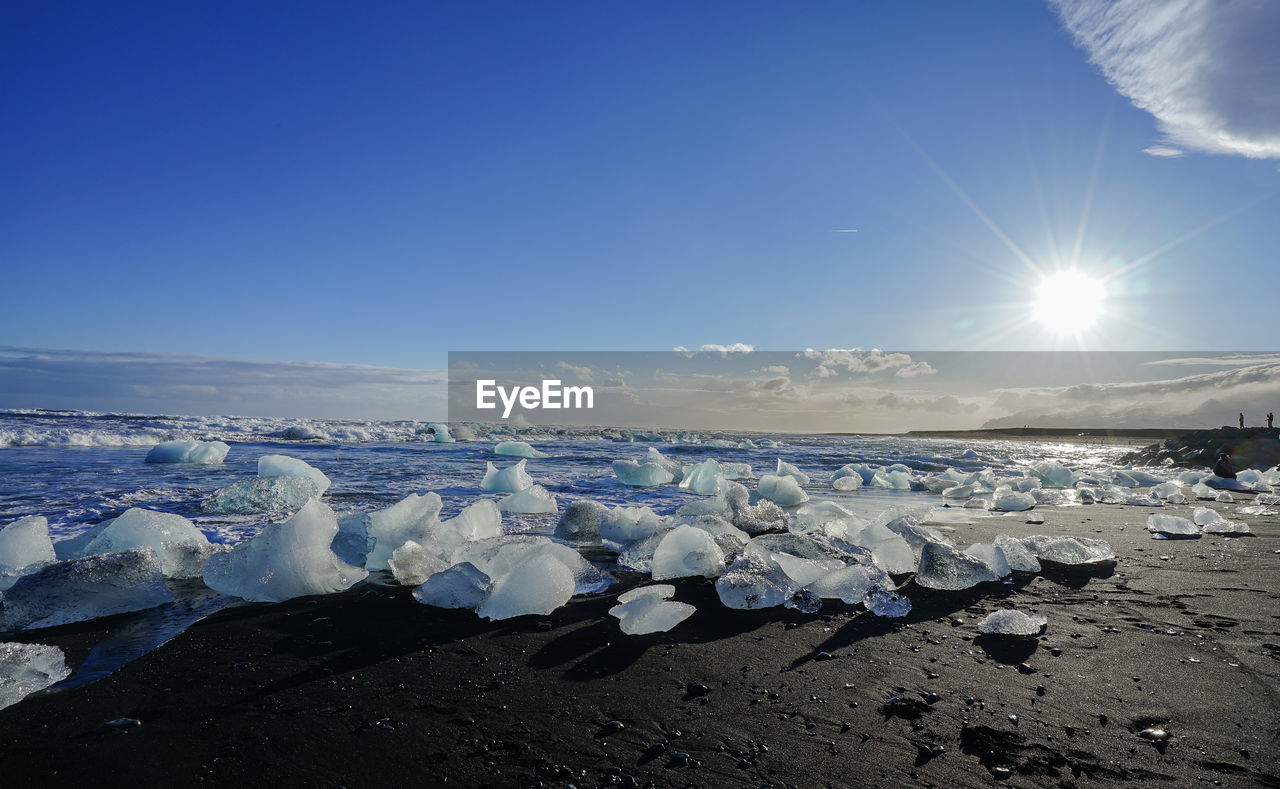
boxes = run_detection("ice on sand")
[775,459,810,484]
[993,489,1036,512]
[555,500,607,544]
[494,440,548,458]
[1201,519,1250,534]
[362,493,443,571]
[846,523,915,575]
[832,475,863,491]
[0,516,56,587]
[481,459,534,493]
[498,484,558,514]
[1,548,175,631]
[964,542,1011,578]
[679,459,724,495]
[612,459,674,488]
[0,642,71,711]
[1025,461,1078,488]
[977,609,1046,636]
[1145,513,1200,538]
[1191,482,1217,500]
[258,454,331,495]
[864,584,912,617]
[609,585,695,635]
[203,500,368,603]
[451,535,610,595]
[600,506,669,548]
[145,439,230,464]
[806,563,891,604]
[757,474,809,506]
[651,525,726,580]
[432,499,503,559]
[83,508,217,579]
[994,534,1041,573]
[914,541,1000,590]
[715,553,796,609]
[1019,535,1115,565]
[476,553,575,620]
[413,562,491,609]
[200,476,319,514]
[387,540,449,586]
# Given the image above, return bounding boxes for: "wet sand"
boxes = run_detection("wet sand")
[2,497,1279,788]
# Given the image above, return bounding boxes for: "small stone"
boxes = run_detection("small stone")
[815,651,834,661]
[1138,727,1170,741]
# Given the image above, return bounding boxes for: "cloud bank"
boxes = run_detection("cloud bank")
[1051,0,1280,159]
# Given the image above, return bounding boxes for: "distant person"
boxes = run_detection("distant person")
[1269,412,1275,429]
[1239,412,1245,429]
[1213,452,1236,479]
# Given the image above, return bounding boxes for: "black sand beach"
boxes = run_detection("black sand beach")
[3,494,1278,788]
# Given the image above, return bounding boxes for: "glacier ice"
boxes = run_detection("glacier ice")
[715,553,796,610]
[83,508,216,579]
[423,423,455,442]
[0,642,71,711]
[977,609,1046,636]
[775,459,810,484]
[1191,482,1217,500]
[964,542,1011,578]
[412,562,491,609]
[914,541,999,590]
[498,484,558,514]
[994,534,1041,573]
[258,454,331,495]
[1,548,175,631]
[600,506,669,548]
[476,553,575,620]
[1025,461,1078,488]
[430,499,504,561]
[615,531,670,574]
[651,525,726,580]
[1146,513,1199,538]
[363,493,443,572]
[0,515,56,587]
[481,459,534,493]
[1204,475,1247,491]
[1201,519,1250,534]
[756,474,809,506]
[992,489,1036,512]
[200,476,318,514]
[494,440,548,458]
[203,499,369,602]
[871,470,912,490]
[845,523,915,575]
[719,462,753,480]
[644,447,684,482]
[451,535,610,595]
[679,459,724,495]
[145,439,230,464]
[609,585,696,635]
[1215,491,1234,503]
[1019,535,1115,565]
[612,459,674,488]
[555,500,607,544]
[832,475,863,491]
[387,540,449,586]
[864,584,912,618]
[942,484,975,500]
[806,563,890,603]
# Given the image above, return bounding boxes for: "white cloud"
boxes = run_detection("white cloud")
[554,361,595,382]
[1141,145,1184,158]
[1051,0,1280,159]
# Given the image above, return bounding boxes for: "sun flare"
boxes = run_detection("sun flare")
[1032,270,1104,334]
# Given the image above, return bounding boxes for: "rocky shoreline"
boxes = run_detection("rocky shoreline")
[1120,427,1280,470]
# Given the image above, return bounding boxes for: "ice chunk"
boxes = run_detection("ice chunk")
[1,548,174,630]
[719,462,753,480]
[0,642,71,711]
[145,439,230,465]
[1019,535,1115,565]
[1009,477,1042,493]
[993,489,1036,512]
[412,562,491,609]
[645,447,684,482]
[775,459,810,484]
[965,543,1011,578]
[476,553,575,620]
[1191,482,1217,500]
[1150,481,1183,500]
[679,459,724,495]
[387,540,449,586]
[498,484,558,514]
[871,470,912,490]
[651,525,726,580]
[494,440,548,458]
[481,459,534,493]
[914,541,1000,590]
[1192,507,1224,526]
[941,484,974,500]
[846,523,915,575]
[600,506,669,548]
[0,516,56,580]
[837,463,879,485]
[616,531,670,574]
[921,475,960,494]
[963,497,991,509]
[363,493,443,571]
[757,474,809,506]
[832,471,863,491]
[612,459,674,487]
[451,535,610,594]
[200,476,318,514]
[864,584,912,617]
[203,500,368,602]
[258,454,331,495]
[1025,461,1078,488]
[807,563,891,603]
[555,500,607,544]
[1215,491,1234,503]
[422,423,455,442]
[1076,486,1097,504]
[81,508,213,579]
[994,534,1041,573]
[791,501,862,537]
[1201,519,1250,534]
[977,609,1046,636]
[609,585,695,635]
[433,499,503,560]
[715,553,796,609]
[1204,475,1247,491]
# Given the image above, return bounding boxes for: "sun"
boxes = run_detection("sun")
[1032,270,1104,334]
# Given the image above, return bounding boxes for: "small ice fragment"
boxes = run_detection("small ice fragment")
[476,553,575,620]
[1,548,174,630]
[757,474,809,506]
[498,484,558,514]
[775,459,810,484]
[612,459,674,487]
[1201,519,1249,534]
[871,470,912,490]
[145,439,230,464]
[1191,482,1216,500]
[1019,535,1115,565]
[914,542,1000,590]
[715,553,795,609]
[832,474,863,492]
[807,563,891,604]
[1025,512,1045,525]
[481,459,534,493]
[387,540,449,586]
[555,500,608,544]
[494,440,548,458]
[412,562,491,609]
[200,476,318,514]
[609,585,694,635]
[942,484,974,500]
[977,609,1046,636]
[0,642,72,710]
[258,454,331,495]
[864,584,912,617]
[1146,514,1199,538]
[1192,507,1223,526]
[1215,491,1234,503]
[965,543,1011,578]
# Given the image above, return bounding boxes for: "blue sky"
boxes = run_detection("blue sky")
[2,1,1278,419]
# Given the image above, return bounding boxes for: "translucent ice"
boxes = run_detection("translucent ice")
[612,459,674,487]
[1151,481,1183,500]
[387,540,449,586]
[481,459,534,493]
[609,585,696,635]
[145,439,230,464]
[651,525,726,580]
[679,459,724,495]
[863,584,912,617]
[775,459,810,484]
[498,484,558,514]
[494,440,548,458]
[807,563,891,603]
[845,523,915,575]
[871,470,912,490]
[757,474,809,506]
[0,515,56,581]
[615,531,670,574]
[200,476,319,514]
[832,474,863,491]
[476,553,575,620]
[258,454,331,495]
[942,484,975,500]
[83,508,215,579]
[363,493,444,571]
[837,463,879,485]
[992,489,1036,512]
[555,500,607,544]
[0,642,71,711]
[644,447,684,482]
[412,562,491,609]
[994,534,1041,573]
[599,506,669,548]
[1019,535,1115,565]
[1025,461,1078,488]
[715,553,796,609]
[1204,475,1248,491]
[1191,482,1217,500]
[977,609,1046,636]
[1201,519,1250,534]
[914,541,999,589]
[1215,491,1234,503]
[451,535,609,594]
[791,501,863,538]
[433,499,503,559]
[203,499,369,602]
[719,462,753,480]
[964,542,1011,578]
[1,548,174,630]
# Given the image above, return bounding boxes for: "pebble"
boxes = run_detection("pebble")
[1138,727,1170,741]
[686,683,710,697]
